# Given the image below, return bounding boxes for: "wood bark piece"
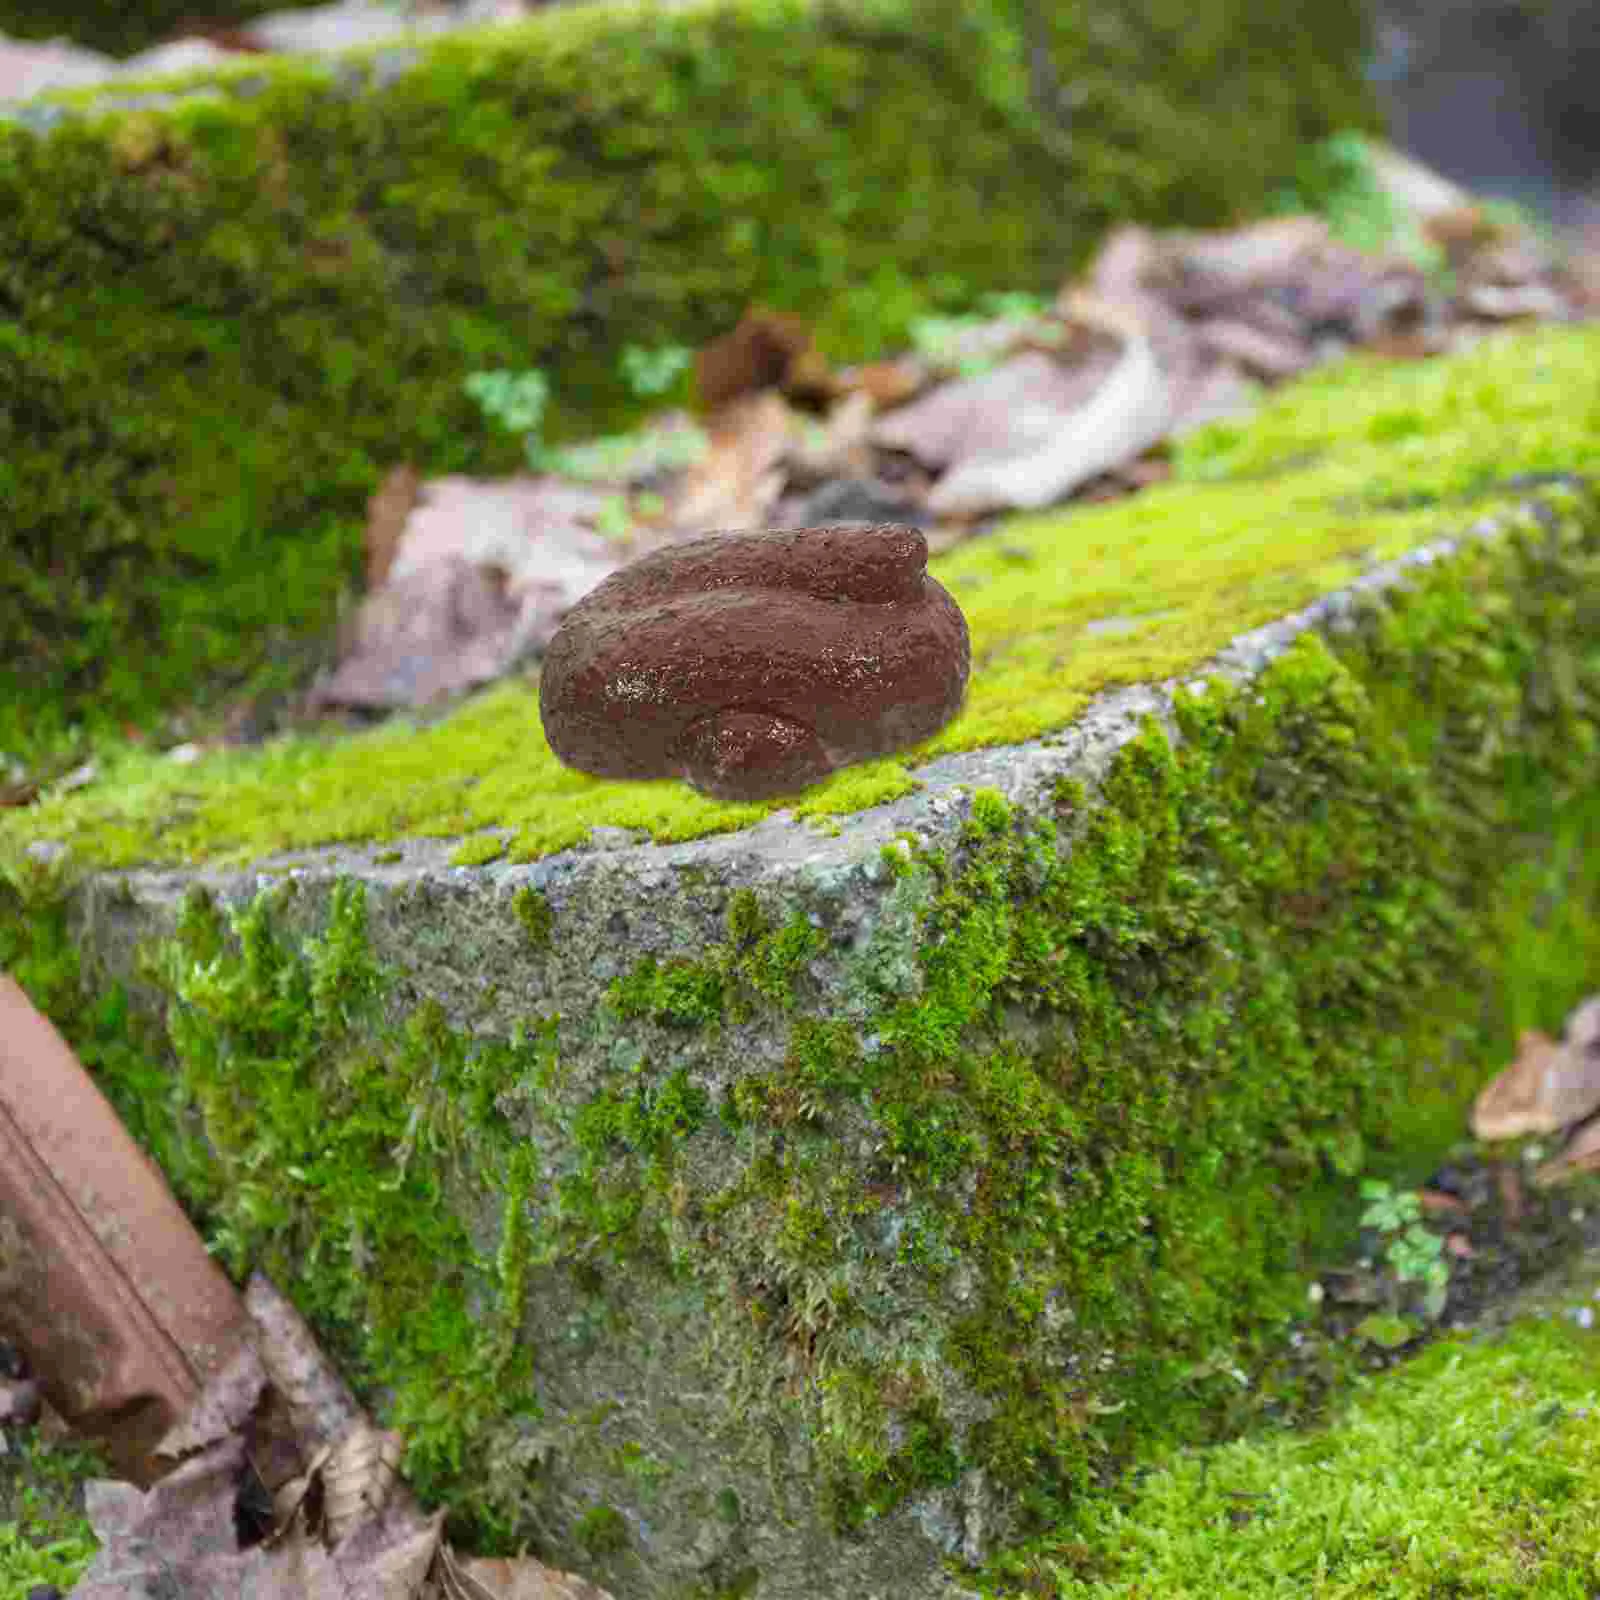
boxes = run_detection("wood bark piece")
[0,976,251,1484]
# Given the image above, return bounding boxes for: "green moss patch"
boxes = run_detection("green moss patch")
[6,323,1597,873]
[1001,1310,1600,1597]
[0,1427,103,1600]
[0,0,1375,758]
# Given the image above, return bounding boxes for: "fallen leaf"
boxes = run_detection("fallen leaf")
[1192,316,1313,381]
[437,1543,615,1599]
[314,475,626,712]
[312,558,523,712]
[1472,999,1600,1141]
[836,356,929,410]
[871,347,1117,474]
[926,295,1176,517]
[664,391,793,532]
[155,1338,268,1463]
[786,390,876,487]
[1462,282,1570,320]
[1362,138,1476,224]
[1149,215,1333,312]
[322,1421,405,1546]
[694,307,832,412]
[1166,358,1261,438]
[1533,1114,1600,1189]
[245,1274,363,1459]
[365,464,422,590]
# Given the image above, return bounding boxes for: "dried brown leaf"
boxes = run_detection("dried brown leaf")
[694,308,830,411]
[365,464,422,590]
[1472,999,1600,1141]
[836,356,929,410]
[438,1541,616,1600]
[926,295,1176,517]
[1472,1028,1564,1140]
[1533,1114,1600,1189]
[871,348,1115,474]
[1149,216,1333,311]
[664,391,793,532]
[246,1273,363,1458]
[155,1336,268,1463]
[1192,316,1313,381]
[322,1422,406,1547]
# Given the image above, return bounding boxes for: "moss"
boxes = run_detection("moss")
[993,1309,1600,1597]
[574,1504,631,1556]
[604,891,823,1030]
[0,1427,104,1599]
[0,0,1375,759]
[512,884,554,950]
[7,325,1597,873]
[110,881,553,1544]
[449,833,506,868]
[527,486,1600,1541]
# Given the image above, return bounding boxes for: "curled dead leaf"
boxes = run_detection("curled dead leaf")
[323,1421,406,1546]
[1472,999,1600,1141]
[694,308,833,412]
[925,294,1176,517]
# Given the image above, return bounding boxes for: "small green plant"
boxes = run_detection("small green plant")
[1359,1177,1451,1320]
[464,365,707,486]
[908,290,1054,377]
[619,343,691,397]
[1268,132,1445,280]
[463,368,552,471]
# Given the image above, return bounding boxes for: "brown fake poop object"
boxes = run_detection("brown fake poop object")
[539,522,970,803]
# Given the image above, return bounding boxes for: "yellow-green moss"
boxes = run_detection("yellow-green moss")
[0,0,1375,759]
[999,1309,1600,1597]
[6,324,1598,874]
[450,833,507,868]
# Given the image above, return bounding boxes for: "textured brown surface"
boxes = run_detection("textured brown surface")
[538,522,970,802]
[0,977,250,1484]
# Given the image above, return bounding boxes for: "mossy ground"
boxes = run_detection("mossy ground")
[1000,1304,1600,1598]
[5,322,1598,875]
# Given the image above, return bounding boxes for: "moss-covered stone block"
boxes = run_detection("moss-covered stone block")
[8,414,1600,1591]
